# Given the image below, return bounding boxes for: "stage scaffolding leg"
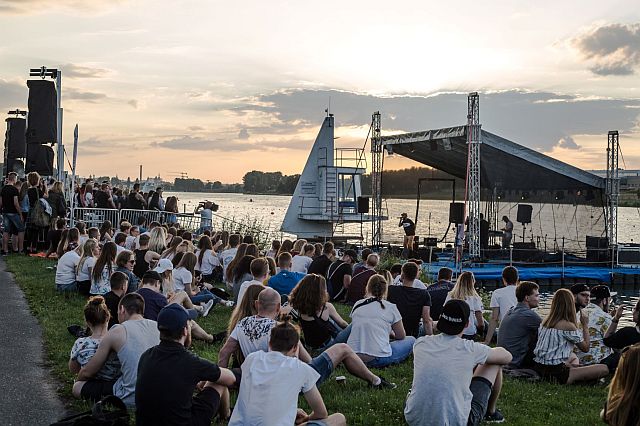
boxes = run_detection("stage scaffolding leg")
[371,112,383,248]
[606,131,619,265]
[466,93,482,259]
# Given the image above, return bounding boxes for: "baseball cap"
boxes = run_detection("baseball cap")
[142,270,162,283]
[590,285,616,300]
[400,212,408,217]
[157,303,189,332]
[570,284,590,295]
[343,249,358,263]
[437,300,470,335]
[153,258,174,274]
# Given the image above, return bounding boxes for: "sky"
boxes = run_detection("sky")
[1,0,639,183]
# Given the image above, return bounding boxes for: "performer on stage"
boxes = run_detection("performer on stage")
[501,215,513,249]
[398,213,416,257]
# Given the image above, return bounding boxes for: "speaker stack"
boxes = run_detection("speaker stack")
[3,116,27,178]
[25,80,57,176]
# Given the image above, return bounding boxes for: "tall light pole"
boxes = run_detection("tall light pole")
[29,66,63,181]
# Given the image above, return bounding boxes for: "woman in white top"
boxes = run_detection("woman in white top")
[291,244,315,273]
[56,245,82,292]
[195,235,223,283]
[445,271,484,340]
[174,252,220,306]
[76,239,100,296]
[347,275,415,368]
[90,241,117,296]
[532,288,609,384]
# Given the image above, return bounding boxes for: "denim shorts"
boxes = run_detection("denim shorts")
[56,282,77,292]
[3,213,25,234]
[306,420,329,426]
[467,377,492,426]
[308,351,334,386]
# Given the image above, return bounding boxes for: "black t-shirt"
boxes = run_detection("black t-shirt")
[327,260,352,299]
[134,249,150,278]
[94,190,110,208]
[1,185,20,214]
[137,288,168,321]
[103,291,122,329]
[387,286,431,337]
[399,217,416,236]
[346,268,376,304]
[27,187,42,209]
[136,340,222,425]
[603,326,640,350]
[426,280,455,321]
[307,255,333,277]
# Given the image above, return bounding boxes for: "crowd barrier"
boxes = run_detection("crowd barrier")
[70,207,202,232]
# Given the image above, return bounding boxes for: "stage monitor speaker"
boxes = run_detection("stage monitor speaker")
[512,241,537,261]
[449,202,464,224]
[586,236,610,262]
[5,118,27,158]
[618,248,640,264]
[517,204,533,224]
[26,80,57,145]
[25,144,54,176]
[357,196,369,214]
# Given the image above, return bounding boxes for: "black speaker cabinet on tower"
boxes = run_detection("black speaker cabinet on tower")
[517,204,533,224]
[25,144,54,175]
[26,80,57,145]
[5,117,27,158]
[357,196,369,214]
[449,202,465,224]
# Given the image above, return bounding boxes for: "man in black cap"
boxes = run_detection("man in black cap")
[404,300,512,425]
[136,304,237,425]
[577,285,619,371]
[399,213,416,257]
[570,283,590,313]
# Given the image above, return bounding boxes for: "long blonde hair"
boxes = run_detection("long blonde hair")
[542,288,577,328]
[161,270,175,296]
[77,239,99,276]
[605,344,640,426]
[448,271,479,301]
[148,227,167,254]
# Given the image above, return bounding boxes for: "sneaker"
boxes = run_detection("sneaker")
[1,251,7,257]
[484,409,505,423]
[202,299,215,317]
[370,376,397,390]
[221,300,235,307]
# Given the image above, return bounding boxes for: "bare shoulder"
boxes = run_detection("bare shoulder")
[554,320,578,332]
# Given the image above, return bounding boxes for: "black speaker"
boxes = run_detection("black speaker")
[5,118,26,158]
[586,236,609,262]
[618,248,640,264]
[517,204,533,224]
[449,202,464,224]
[512,242,537,261]
[26,80,57,144]
[357,196,369,214]
[25,144,54,175]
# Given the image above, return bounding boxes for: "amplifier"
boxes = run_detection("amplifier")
[618,247,640,264]
[424,237,438,247]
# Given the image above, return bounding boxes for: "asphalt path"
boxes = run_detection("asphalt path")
[0,258,65,425]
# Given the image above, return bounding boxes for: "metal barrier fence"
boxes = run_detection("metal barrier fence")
[71,208,120,229]
[70,208,202,232]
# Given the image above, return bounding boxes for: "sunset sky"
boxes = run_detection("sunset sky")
[1,0,639,182]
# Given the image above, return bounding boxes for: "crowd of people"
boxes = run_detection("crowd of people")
[3,175,640,425]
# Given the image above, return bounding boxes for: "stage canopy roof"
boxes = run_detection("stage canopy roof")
[380,125,606,203]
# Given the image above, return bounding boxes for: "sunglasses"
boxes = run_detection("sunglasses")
[128,259,136,264]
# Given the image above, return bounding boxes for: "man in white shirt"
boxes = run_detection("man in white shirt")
[55,248,81,292]
[484,266,519,344]
[405,300,512,426]
[218,288,395,389]
[291,243,315,273]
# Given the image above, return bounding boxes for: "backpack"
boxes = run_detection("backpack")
[31,198,51,227]
[50,395,130,425]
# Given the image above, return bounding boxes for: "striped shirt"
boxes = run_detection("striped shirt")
[533,326,583,365]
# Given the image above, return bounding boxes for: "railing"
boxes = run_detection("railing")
[71,208,120,229]
[70,207,202,232]
[334,148,366,169]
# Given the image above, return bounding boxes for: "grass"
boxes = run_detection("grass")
[6,255,609,425]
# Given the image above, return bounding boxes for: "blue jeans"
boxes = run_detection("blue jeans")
[309,352,334,386]
[190,288,220,305]
[365,336,416,368]
[318,323,353,351]
[3,213,25,234]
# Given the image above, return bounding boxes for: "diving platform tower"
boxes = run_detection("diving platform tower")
[281,114,381,240]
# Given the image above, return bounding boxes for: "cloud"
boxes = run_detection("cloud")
[573,23,640,76]
[150,135,255,152]
[188,125,205,131]
[237,127,250,139]
[556,135,581,150]
[0,0,125,14]
[62,63,111,79]
[65,87,108,102]
[0,79,27,109]
[127,99,138,109]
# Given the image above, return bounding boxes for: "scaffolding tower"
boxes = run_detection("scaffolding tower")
[466,93,482,258]
[371,111,384,247]
[606,130,619,250]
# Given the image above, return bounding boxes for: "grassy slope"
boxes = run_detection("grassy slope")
[6,256,607,425]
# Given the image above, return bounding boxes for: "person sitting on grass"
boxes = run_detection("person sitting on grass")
[267,252,306,296]
[327,249,356,301]
[347,275,415,368]
[69,296,121,383]
[387,261,433,338]
[445,272,485,340]
[175,252,220,306]
[496,281,541,369]
[601,343,640,426]
[113,232,127,255]
[229,316,346,426]
[225,285,266,366]
[90,241,117,296]
[73,293,160,407]
[352,248,373,275]
[307,242,334,278]
[76,239,100,296]
[196,235,224,283]
[77,221,88,246]
[55,241,82,293]
[291,243,315,273]
[289,274,351,350]
[571,283,591,313]
[604,299,640,350]
[103,272,128,329]
[404,300,512,425]
[265,239,280,259]
[346,253,379,304]
[125,225,139,251]
[114,250,139,293]
[236,257,269,306]
[135,304,238,425]
[218,287,395,389]
[426,267,455,322]
[133,233,161,279]
[577,285,620,372]
[532,288,609,384]
[484,266,519,344]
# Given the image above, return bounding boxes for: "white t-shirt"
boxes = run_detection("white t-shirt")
[392,275,427,289]
[56,250,81,286]
[489,285,518,321]
[115,245,126,255]
[229,350,320,426]
[125,235,136,251]
[290,255,313,273]
[76,256,96,282]
[404,334,490,426]
[90,264,113,295]
[348,299,403,358]
[236,279,264,306]
[200,208,212,227]
[230,315,276,357]
[84,192,93,206]
[79,235,89,246]
[221,247,238,277]
[196,249,220,275]
[445,294,484,336]
[172,267,192,292]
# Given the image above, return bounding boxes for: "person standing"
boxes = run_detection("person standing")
[398,213,416,257]
[1,172,25,255]
[501,216,513,249]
